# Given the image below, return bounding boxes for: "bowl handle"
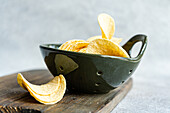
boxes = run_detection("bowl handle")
[122,34,147,59]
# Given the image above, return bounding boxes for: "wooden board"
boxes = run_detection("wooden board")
[0,69,132,113]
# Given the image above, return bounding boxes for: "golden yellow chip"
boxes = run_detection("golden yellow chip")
[17,73,27,90]
[67,42,89,52]
[17,73,60,96]
[58,41,69,50]
[59,40,85,50]
[64,40,85,51]
[17,73,66,104]
[78,47,87,53]
[27,75,66,105]
[87,35,122,44]
[98,13,115,39]
[86,39,129,58]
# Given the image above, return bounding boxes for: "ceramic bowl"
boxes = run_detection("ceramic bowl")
[40,34,147,93]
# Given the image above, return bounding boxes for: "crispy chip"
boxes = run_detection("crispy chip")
[59,40,85,50]
[17,73,27,90]
[58,41,69,50]
[27,75,66,105]
[78,47,87,53]
[86,39,129,58]
[17,73,60,96]
[98,13,115,39]
[67,42,89,52]
[17,73,66,104]
[87,35,122,44]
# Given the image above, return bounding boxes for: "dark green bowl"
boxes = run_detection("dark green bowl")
[40,34,147,93]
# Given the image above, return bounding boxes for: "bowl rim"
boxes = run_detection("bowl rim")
[40,43,140,62]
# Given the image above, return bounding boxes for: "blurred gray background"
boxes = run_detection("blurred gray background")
[0,0,170,112]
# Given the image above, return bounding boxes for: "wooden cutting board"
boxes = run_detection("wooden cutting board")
[0,69,132,113]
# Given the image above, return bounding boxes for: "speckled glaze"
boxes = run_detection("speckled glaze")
[40,34,147,93]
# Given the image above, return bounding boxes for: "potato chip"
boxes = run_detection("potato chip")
[78,47,87,53]
[67,42,89,52]
[58,41,69,50]
[26,75,66,105]
[86,39,129,58]
[59,40,85,50]
[17,73,60,96]
[87,35,122,44]
[17,73,27,90]
[64,41,82,50]
[98,13,115,39]
[17,73,66,104]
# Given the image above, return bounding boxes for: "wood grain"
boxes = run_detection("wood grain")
[0,69,132,113]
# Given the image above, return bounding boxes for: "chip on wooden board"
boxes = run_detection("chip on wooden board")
[26,75,66,105]
[17,73,60,96]
[17,73,66,104]
[86,38,129,58]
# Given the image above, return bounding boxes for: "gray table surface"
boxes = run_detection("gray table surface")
[0,0,170,113]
